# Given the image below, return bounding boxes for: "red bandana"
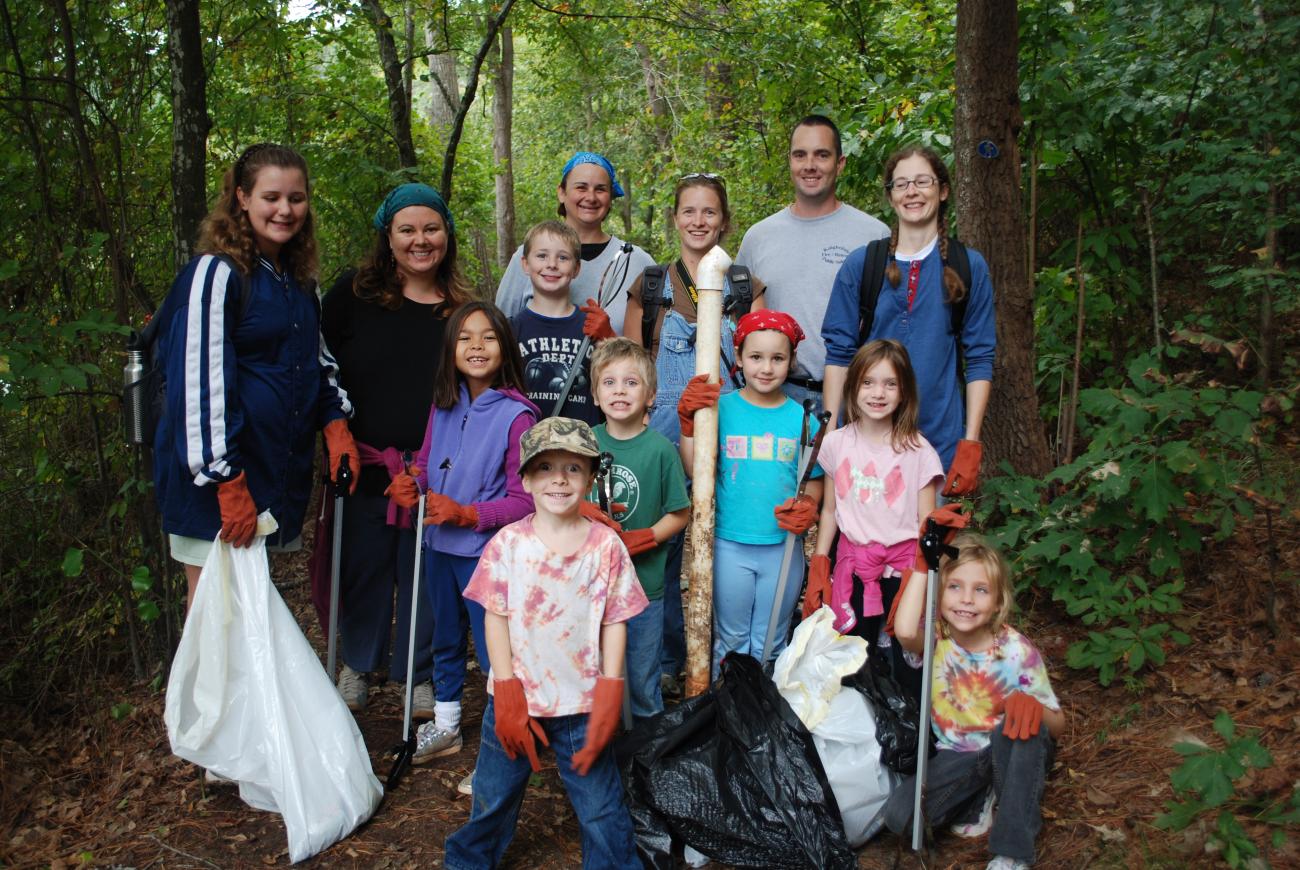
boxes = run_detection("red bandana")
[733,310,806,352]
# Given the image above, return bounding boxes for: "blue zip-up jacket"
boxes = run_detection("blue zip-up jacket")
[821,244,995,468]
[153,254,351,544]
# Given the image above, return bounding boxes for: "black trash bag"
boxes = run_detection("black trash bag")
[841,649,921,774]
[617,654,855,870]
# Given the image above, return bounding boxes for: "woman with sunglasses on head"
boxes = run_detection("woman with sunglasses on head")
[494,151,654,335]
[621,172,767,695]
[821,146,995,500]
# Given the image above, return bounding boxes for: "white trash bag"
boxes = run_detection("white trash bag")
[774,606,899,847]
[165,513,383,863]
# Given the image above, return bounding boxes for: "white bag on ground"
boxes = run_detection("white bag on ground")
[164,513,383,863]
[774,606,899,847]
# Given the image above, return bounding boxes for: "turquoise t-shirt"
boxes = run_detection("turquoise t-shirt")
[715,391,822,545]
[589,424,690,599]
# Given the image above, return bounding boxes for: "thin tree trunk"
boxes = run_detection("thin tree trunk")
[165,0,209,277]
[1261,179,1279,388]
[362,0,417,169]
[1027,141,1038,281]
[492,26,516,268]
[953,0,1052,477]
[403,0,414,113]
[1064,219,1086,464]
[439,0,517,200]
[1142,190,1162,353]
[636,41,674,242]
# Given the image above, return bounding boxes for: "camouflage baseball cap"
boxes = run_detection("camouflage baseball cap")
[519,417,600,472]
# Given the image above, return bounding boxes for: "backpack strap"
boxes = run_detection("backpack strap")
[723,264,753,318]
[639,265,667,350]
[945,237,972,379]
[856,238,891,345]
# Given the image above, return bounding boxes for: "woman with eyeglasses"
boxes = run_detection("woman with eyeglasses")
[821,145,995,499]
[621,172,766,696]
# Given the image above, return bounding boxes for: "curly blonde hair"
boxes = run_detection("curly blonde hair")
[196,143,318,285]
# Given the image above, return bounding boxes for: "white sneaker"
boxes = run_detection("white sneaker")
[337,664,367,711]
[986,857,1030,870]
[412,681,435,720]
[952,789,995,838]
[457,771,474,795]
[412,721,462,763]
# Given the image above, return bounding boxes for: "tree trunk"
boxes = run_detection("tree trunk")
[427,43,460,129]
[953,0,1052,477]
[492,26,515,268]
[362,0,417,169]
[636,41,674,241]
[165,0,209,277]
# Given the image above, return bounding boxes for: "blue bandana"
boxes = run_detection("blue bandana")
[372,182,455,235]
[559,152,625,198]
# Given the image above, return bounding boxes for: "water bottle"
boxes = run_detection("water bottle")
[123,330,147,445]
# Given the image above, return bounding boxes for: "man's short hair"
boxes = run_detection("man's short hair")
[791,114,843,157]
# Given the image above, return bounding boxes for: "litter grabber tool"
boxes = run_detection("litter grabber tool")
[326,455,352,681]
[596,451,636,731]
[551,243,634,417]
[911,514,960,852]
[760,401,831,667]
[387,486,426,790]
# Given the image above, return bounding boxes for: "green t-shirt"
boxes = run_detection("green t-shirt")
[588,424,690,599]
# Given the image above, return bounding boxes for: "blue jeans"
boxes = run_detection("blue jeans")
[883,727,1056,864]
[425,552,489,703]
[659,533,686,677]
[647,308,737,445]
[712,537,804,675]
[625,598,664,722]
[444,698,640,869]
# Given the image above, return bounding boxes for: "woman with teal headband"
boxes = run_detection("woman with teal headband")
[494,151,655,334]
[319,181,472,718]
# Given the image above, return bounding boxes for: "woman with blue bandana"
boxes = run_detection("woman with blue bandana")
[495,151,655,334]
[320,182,473,717]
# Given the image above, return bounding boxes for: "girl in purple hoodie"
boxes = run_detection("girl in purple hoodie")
[387,301,539,764]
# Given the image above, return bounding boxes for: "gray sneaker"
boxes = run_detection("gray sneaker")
[412,681,435,720]
[457,771,474,795]
[337,664,368,711]
[413,721,462,763]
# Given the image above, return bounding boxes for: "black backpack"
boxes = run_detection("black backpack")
[639,262,753,351]
[856,236,972,373]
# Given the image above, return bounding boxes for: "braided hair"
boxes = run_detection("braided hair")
[882,146,967,306]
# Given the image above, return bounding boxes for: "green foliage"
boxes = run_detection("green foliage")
[1155,712,1300,867]
[978,354,1275,685]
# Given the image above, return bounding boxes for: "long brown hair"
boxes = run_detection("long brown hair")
[882,146,967,305]
[432,301,528,409]
[196,143,318,284]
[353,211,471,311]
[841,339,922,451]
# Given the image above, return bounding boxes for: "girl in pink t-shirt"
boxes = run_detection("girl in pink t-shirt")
[804,339,943,637]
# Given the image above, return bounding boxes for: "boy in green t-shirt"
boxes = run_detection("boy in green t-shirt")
[588,338,690,721]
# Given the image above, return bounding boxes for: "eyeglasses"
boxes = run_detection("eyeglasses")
[681,172,725,183]
[885,174,938,192]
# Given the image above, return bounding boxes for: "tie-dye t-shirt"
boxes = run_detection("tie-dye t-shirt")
[816,424,943,547]
[464,516,648,718]
[928,625,1060,752]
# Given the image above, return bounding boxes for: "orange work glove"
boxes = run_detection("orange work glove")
[570,676,625,776]
[217,471,258,548]
[580,298,616,342]
[676,373,720,438]
[774,494,819,535]
[618,528,657,557]
[941,439,983,497]
[323,419,360,494]
[1000,691,1045,740]
[802,554,832,619]
[423,492,478,528]
[383,472,419,508]
[579,500,623,532]
[493,677,549,771]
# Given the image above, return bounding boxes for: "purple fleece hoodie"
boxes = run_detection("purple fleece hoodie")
[414,382,539,557]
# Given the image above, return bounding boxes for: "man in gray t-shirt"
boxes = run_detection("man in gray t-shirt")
[735,115,889,401]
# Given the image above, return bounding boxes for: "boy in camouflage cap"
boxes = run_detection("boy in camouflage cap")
[447,417,646,866]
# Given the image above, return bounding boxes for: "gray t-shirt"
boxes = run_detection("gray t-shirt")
[494,235,655,336]
[734,204,889,380]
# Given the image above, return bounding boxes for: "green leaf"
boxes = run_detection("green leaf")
[130,565,152,594]
[62,548,84,577]
[110,702,133,720]
[1213,711,1235,741]
[138,600,160,623]
[1135,464,1179,521]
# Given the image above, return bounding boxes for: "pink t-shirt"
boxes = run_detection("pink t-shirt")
[817,425,943,547]
[464,516,648,717]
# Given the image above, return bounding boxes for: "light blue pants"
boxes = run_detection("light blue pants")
[712,537,804,675]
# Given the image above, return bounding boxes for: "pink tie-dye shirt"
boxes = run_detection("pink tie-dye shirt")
[464,516,648,717]
[817,424,944,548]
